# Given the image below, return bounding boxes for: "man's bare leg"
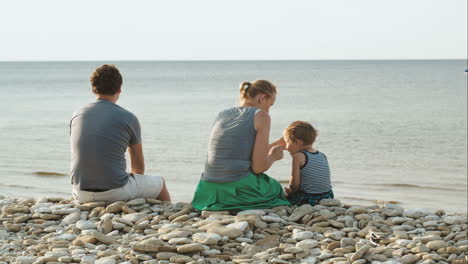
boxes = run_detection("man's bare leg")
[157,180,171,201]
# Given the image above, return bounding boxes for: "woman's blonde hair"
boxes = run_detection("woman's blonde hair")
[239,80,277,100]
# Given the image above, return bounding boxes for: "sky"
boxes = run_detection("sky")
[0,0,466,61]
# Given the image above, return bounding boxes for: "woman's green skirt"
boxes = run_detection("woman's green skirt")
[191,172,291,211]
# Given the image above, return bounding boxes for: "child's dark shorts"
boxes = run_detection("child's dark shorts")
[287,189,334,206]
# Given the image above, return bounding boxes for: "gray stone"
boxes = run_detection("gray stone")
[350,244,371,262]
[192,232,221,245]
[127,198,146,206]
[319,199,341,207]
[106,201,125,213]
[296,239,318,249]
[401,254,420,264]
[76,220,97,230]
[346,206,368,214]
[95,258,116,264]
[62,212,81,225]
[416,235,442,243]
[132,243,160,252]
[177,243,204,253]
[289,204,313,222]
[81,256,96,264]
[16,256,35,264]
[292,230,314,241]
[404,208,432,218]
[237,210,266,216]
[170,255,194,263]
[426,240,448,250]
[122,213,147,223]
[340,237,356,248]
[443,215,466,225]
[226,221,249,232]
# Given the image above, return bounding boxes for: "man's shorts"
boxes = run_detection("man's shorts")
[72,174,164,203]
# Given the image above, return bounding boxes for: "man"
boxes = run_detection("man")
[70,64,170,202]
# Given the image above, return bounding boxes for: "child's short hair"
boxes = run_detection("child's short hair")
[284,121,318,145]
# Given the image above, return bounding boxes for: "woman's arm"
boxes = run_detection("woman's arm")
[251,111,284,174]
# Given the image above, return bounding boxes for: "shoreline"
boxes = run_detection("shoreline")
[1,181,467,215]
[1,196,467,264]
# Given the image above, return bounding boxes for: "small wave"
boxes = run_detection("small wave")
[341,196,401,205]
[366,183,464,192]
[33,171,67,177]
[382,183,420,188]
[0,183,35,189]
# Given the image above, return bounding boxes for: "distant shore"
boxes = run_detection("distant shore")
[0,195,466,264]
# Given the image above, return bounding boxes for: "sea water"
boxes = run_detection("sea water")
[0,60,466,212]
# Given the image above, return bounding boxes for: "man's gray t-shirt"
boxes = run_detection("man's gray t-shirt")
[70,100,141,190]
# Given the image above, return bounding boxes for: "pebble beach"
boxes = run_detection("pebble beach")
[0,195,466,264]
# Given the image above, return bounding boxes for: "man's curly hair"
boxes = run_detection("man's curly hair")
[90,64,122,95]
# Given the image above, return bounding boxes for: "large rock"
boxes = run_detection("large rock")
[292,230,314,241]
[255,235,280,249]
[350,244,371,262]
[192,232,221,245]
[201,210,229,217]
[93,232,117,244]
[319,199,341,207]
[106,201,125,213]
[62,212,81,225]
[226,221,249,232]
[177,243,204,253]
[296,239,319,250]
[404,208,432,218]
[16,256,35,264]
[200,222,243,239]
[170,255,193,263]
[426,240,449,250]
[122,213,148,223]
[400,254,420,264]
[2,204,30,214]
[443,215,466,225]
[76,220,97,230]
[289,204,313,222]
[340,237,356,248]
[95,258,116,264]
[346,206,368,214]
[159,230,191,240]
[237,210,266,216]
[416,235,442,244]
[132,243,160,253]
[127,198,146,206]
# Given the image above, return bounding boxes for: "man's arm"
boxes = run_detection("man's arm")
[128,143,145,175]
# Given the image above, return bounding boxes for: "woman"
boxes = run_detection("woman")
[192,80,290,211]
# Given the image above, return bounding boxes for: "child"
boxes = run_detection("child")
[283,121,334,206]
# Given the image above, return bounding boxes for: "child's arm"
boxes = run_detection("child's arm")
[286,152,306,195]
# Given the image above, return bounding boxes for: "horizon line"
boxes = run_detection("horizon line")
[0,58,466,63]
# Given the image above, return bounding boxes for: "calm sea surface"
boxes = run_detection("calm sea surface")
[0,60,466,212]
